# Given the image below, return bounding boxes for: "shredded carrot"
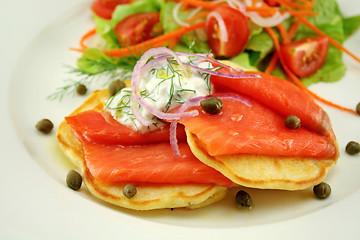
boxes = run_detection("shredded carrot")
[290,10,319,17]
[284,1,312,9]
[288,19,302,40]
[168,37,181,50]
[277,0,360,64]
[177,0,280,16]
[102,21,206,57]
[277,23,289,44]
[69,28,96,52]
[245,6,279,16]
[184,11,209,23]
[265,27,358,115]
[176,0,216,10]
[265,52,279,74]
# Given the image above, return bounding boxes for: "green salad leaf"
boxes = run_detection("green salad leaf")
[343,15,360,38]
[161,1,210,53]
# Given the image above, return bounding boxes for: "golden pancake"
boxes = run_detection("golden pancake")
[186,130,336,190]
[57,89,228,210]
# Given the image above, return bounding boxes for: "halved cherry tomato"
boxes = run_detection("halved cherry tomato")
[91,0,130,19]
[264,0,280,7]
[114,12,160,45]
[280,36,329,78]
[206,6,249,58]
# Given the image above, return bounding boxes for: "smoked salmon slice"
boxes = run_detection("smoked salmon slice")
[66,111,235,187]
[180,96,337,159]
[211,70,334,140]
[79,140,235,187]
[66,110,187,145]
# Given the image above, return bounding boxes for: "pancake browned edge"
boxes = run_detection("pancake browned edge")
[186,131,337,190]
[57,89,228,210]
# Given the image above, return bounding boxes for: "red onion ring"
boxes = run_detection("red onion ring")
[131,47,198,122]
[130,48,260,136]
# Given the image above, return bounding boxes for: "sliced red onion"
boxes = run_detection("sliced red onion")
[131,47,196,122]
[246,11,291,27]
[129,95,154,127]
[225,0,246,12]
[181,61,260,79]
[172,52,246,74]
[187,6,203,21]
[131,47,260,130]
[206,11,228,42]
[173,2,190,27]
[170,120,180,157]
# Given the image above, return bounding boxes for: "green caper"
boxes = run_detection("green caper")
[235,190,252,208]
[66,170,82,191]
[200,97,223,115]
[108,80,126,96]
[76,84,87,95]
[313,182,331,199]
[123,184,137,198]
[356,102,360,115]
[284,115,301,130]
[35,119,54,134]
[345,141,360,155]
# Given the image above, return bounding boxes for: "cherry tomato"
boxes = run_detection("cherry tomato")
[280,36,329,77]
[114,12,160,45]
[206,6,249,58]
[264,0,280,7]
[91,0,130,19]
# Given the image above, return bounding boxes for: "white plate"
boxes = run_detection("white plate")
[1,0,360,239]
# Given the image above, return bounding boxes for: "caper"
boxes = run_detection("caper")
[200,97,223,115]
[76,84,87,95]
[235,190,252,208]
[123,184,137,198]
[345,141,360,155]
[35,119,54,134]
[66,170,82,191]
[284,115,301,130]
[313,182,331,199]
[356,102,360,115]
[108,80,126,96]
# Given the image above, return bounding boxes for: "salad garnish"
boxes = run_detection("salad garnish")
[54,0,360,115]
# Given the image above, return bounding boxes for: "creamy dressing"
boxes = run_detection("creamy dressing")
[104,57,213,131]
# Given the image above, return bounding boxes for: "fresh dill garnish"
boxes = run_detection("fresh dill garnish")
[47,48,139,101]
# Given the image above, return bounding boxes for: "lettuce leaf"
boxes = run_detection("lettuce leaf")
[343,15,360,38]
[161,1,210,53]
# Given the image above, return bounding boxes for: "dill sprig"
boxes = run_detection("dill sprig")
[47,48,139,101]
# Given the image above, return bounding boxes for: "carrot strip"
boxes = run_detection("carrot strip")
[265,52,279,74]
[177,0,280,15]
[168,37,181,50]
[285,1,312,9]
[103,21,206,57]
[288,19,301,40]
[69,47,86,52]
[176,0,217,10]
[70,28,96,52]
[246,6,279,16]
[265,27,358,115]
[184,11,209,23]
[278,0,360,63]
[277,23,289,44]
[291,10,319,17]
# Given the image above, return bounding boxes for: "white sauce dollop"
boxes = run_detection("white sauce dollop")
[104,56,213,131]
